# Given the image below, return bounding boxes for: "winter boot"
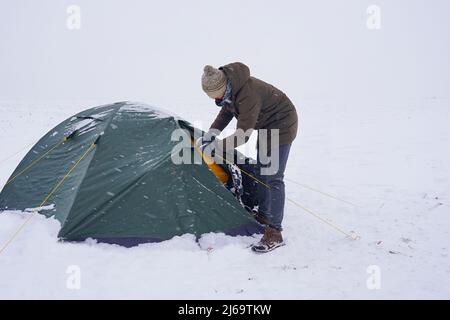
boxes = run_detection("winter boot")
[251,226,285,253]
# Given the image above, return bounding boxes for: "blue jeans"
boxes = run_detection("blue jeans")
[257,144,291,231]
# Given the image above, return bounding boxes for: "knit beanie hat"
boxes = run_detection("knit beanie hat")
[201,65,227,99]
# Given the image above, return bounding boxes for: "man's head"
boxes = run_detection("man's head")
[201,65,227,99]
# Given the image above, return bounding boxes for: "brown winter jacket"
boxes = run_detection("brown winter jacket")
[210,62,298,150]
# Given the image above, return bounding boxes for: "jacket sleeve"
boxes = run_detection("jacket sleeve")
[216,94,261,151]
[210,107,234,132]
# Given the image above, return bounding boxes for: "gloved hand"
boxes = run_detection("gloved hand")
[195,129,217,152]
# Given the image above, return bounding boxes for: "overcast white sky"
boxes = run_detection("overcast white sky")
[0,0,449,107]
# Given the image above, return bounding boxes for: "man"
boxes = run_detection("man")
[197,62,298,253]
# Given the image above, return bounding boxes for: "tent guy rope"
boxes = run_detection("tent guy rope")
[0,140,97,255]
[213,152,360,241]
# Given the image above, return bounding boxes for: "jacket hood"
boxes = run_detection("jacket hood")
[219,62,250,96]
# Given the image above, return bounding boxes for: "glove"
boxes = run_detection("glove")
[195,130,217,152]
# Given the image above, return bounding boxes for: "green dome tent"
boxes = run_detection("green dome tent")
[0,102,263,246]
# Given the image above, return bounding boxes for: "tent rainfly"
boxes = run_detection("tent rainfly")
[0,102,263,246]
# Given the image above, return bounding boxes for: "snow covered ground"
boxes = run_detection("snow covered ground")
[1,98,449,299]
[1,0,449,300]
